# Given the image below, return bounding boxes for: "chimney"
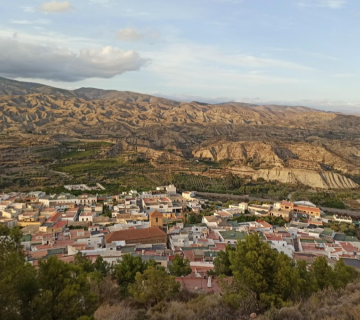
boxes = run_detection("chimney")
[207,276,212,288]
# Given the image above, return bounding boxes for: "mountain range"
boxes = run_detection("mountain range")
[1,76,360,189]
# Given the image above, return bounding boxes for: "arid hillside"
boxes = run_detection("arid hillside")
[1,77,360,189]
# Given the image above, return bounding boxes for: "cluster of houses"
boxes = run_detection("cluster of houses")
[1,187,360,293]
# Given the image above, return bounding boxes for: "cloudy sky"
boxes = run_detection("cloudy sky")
[0,0,359,112]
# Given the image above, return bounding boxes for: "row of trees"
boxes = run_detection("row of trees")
[0,225,107,320]
[213,233,358,310]
[1,224,359,319]
[0,225,192,320]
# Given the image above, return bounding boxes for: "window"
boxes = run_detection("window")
[156,218,158,223]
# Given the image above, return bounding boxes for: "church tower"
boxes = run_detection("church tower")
[149,210,163,228]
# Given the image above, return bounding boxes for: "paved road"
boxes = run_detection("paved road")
[197,192,275,203]
[196,191,360,217]
[319,207,360,217]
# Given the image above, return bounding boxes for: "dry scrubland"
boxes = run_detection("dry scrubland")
[94,283,360,320]
[1,77,360,191]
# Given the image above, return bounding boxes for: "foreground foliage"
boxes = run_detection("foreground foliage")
[218,233,358,310]
[1,225,358,320]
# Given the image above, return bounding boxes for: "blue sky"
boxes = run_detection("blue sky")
[0,0,359,111]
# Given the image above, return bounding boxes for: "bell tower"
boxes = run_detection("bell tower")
[149,210,163,228]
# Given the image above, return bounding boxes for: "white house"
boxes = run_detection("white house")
[79,212,96,222]
[333,215,352,224]
[0,218,17,228]
[142,197,173,215]
[182,191,196,200]
[229,202,248,213]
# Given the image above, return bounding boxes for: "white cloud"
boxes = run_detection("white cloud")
[116,27,160,42]
[116,28,144,42]
[232,54,314,71]
[142,43,308,94]
[40,1,73,13]
[10,19,51,25]
[0,38,150,82]
[298,0,346,9]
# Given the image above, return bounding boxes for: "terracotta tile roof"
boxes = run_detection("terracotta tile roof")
[46,211,62,223]
[69,229,91,239]
[80,212,95,216]
[301,244,325,252]
[277,232,291,237]
[58,255,76,263]
[293,253,318,264]
[71,243,87,250]
[54,240,74,248]
[265,234,283,241]
[105,227,166,243]
[257,220,272,228]
[177,277,221,293]
[41,207,57,213]
[34,244,52,250]
[149,210,163,218]
[295,205,321,212]
[54,221,67,228]
[29,250,48,259]
[183,250,195,262]
[207,231,219,240]
[216,211,231,217]
[211,243,227,251]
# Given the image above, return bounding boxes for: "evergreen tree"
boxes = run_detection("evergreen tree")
[37,256,99,320]
[113,255,147,296]
[129,266,180,305]
[213,245,235,276]
[229,233,279,305]
[169,254,192,277]
[0,226,39,320]
[333,259,358,289]
[296,259,318,299]
[312,256,334,290]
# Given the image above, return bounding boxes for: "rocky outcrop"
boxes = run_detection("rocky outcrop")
[1,77,360,190]
[192,141,283,166]
[192,140,360,176]
[253,168,358,189]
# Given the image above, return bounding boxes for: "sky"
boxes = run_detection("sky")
[0,0,359,112]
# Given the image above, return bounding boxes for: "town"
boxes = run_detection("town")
[1,183,360,293]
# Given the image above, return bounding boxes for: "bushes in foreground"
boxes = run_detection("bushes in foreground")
[1,225,359,320]
[259,283,360,320]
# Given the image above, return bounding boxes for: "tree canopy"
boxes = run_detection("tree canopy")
[129,266,180,305]
[220,233,359,309]
[169,254,192,277]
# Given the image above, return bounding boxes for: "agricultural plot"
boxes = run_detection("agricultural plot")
[173,173,227,191]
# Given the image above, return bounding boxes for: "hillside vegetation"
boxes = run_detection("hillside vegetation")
[1,77,360,190]
[1,225,358,320]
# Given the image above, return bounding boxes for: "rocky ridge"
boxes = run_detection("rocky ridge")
[1,77,359,189]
